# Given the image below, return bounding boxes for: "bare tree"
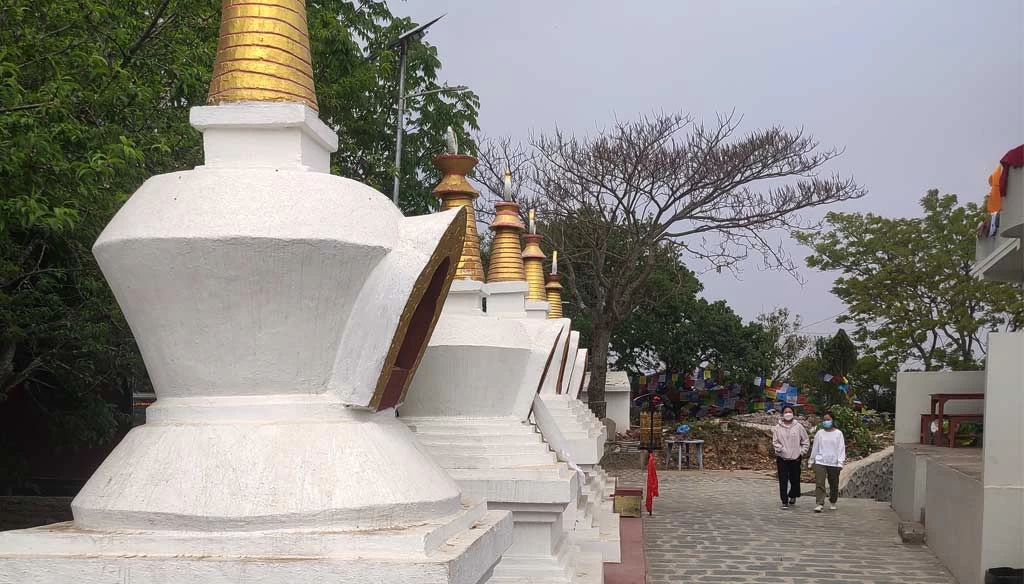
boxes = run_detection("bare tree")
[472,134,535,223]
[527,112,864,418]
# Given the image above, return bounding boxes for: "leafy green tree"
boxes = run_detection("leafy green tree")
[796,190,1024,371]
[849,354,896,412]
[0,0,478,483]
[755,308,811,379]
[791,350,895,412]
[815,329,857,407]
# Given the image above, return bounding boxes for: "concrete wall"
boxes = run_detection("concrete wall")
[980,333,1024,575]
[895,371,986,444]
[581,371,631,431]
[925,458,984,584]
[892,444,928,522]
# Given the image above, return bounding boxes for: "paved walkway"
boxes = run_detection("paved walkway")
[612,470,957,584]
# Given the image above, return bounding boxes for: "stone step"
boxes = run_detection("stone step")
[421,441,554,456]
[406,423,541,438]
[430,451,558,468]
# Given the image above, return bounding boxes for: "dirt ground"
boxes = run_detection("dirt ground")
[603,416,893,484]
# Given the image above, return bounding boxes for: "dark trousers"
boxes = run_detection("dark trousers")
[776,456,802,503]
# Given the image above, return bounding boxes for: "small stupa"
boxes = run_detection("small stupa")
[532,262,621,562]
[522,212,552,319]
[0,2,512,581]
[401,156,602,584]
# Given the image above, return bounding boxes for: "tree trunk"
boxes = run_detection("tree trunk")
[586,319,611,419]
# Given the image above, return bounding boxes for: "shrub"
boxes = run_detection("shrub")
[811,405,877,458]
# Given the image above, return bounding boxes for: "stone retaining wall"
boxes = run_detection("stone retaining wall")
[839,446,893,502]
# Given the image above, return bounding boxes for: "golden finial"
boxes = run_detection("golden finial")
[432,151,485,281]
[487,170,526,282]
[522,211,547,301]
[545,270,563,319]
[207,0,319,111]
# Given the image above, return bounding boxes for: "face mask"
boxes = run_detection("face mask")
[823,420,833,429]
[782,413,794,422]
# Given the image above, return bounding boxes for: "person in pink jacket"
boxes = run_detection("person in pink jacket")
[771,405,809,509]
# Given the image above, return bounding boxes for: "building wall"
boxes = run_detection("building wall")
[980,333,1024,575]
[925,458,984,584]
[894,371,986,444]
[892,445,928,522]
[581,370,631,431]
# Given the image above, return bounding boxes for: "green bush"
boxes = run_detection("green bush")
[811,405,877,458]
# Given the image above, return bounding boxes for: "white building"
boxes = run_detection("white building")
[893,151,1024,584]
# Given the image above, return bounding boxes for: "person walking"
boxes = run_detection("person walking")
[772,405,809,509]
[809,411,846,512]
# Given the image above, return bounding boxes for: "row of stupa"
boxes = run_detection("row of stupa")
[0,1,620,583]
[401,142,620,582]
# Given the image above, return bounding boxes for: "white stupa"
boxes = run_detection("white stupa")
[531,274,621,563]
[0,2,512,581]
[399,157,602,584]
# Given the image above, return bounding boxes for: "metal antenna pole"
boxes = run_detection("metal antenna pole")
[392,41,408,206]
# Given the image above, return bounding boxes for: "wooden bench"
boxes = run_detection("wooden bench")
[920,412,985,448]
[924,393,984,448]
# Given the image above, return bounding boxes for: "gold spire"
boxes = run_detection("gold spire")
[545,272,563,319]
[487,195,527,282]
[208,0,319,111]
[522,233,547,301]
[432,154,485,281]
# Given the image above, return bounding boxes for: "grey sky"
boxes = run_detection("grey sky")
[392,0,1023,337]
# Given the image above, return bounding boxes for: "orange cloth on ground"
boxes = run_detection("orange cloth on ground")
[988,165,1004,213]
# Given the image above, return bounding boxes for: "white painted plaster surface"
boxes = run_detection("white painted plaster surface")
[979,333,1024,576]
[0,103,512,583]
[925,459,984,584]
[485,281,529,316]
[540,320,572,395]
[568,350,588,400]
[559,332,581,395]
[894,371,986,444]
[526,299,552,319]
[402,286,602,581]
[892,444,929,522]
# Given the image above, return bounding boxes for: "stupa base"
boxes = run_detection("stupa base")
[0,501,511,584]
[403,416,602,583]
[532,396,621,563]
[490,538,603,584]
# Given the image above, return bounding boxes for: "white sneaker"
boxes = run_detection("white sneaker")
[814,505,823,513]
[829,504,837,511]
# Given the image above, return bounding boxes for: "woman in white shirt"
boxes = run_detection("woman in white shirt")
[808,411,846,513]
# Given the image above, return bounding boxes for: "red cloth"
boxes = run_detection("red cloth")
[1000,145,1024,198]
[645,452,659,514]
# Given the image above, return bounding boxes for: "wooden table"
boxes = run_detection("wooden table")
[927,393,984,447]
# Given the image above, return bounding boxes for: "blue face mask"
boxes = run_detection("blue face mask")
[823,420,833,429]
